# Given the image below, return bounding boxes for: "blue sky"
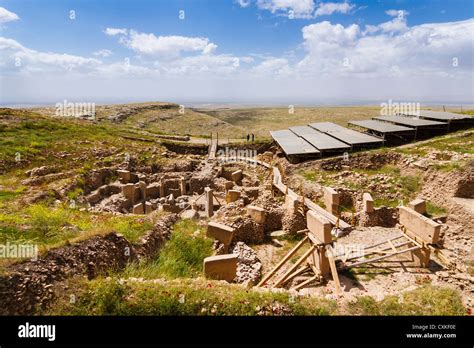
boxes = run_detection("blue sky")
[0,0,473,104]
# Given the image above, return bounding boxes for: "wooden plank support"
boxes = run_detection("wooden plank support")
[339,240,412,262]
[326,246,342,296]
[332,234,405,259]
[257,236,309,287]
[348,245,420,268]
[279,265,311,287]
[274,245,316,287]
[429,245,452,267]
[292,275,319,291]
[363,234,405,251]
[388,240,397,253]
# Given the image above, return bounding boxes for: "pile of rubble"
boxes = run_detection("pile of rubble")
[232,242,262,285]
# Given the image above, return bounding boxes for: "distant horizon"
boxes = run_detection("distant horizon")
[3,99,474,110]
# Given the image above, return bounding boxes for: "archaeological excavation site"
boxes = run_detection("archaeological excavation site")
[0,104,473,318]
[2,2,474,345]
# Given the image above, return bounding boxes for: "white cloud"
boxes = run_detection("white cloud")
[104,28,128,36]
[256,0,315,19]
[251,57,291,76]
[385,9,409,18]
[363,9,409,35]
[236,0,251,8]
[0,7,19,24]
[298,19,474,78]
[114,30,218,58]
[93,49,112,57]
[253,1,354,19]
[314,2,355,17]
[0,37,101,75]
[377,17,408,34]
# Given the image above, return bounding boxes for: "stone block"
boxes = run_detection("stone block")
[323,187,339,215]
[132,203,144,214]
[224,181,234,190]
[98,185,109,196]
[179,177,187,195]
[307,210,332,244]
[284,194,298,214]
[145,183,161,199]
[329,204,339,216]
[86,191,101,205]
[122,183,135,201]
[204,187,214,218]
[144,201,153,214]
[399,206,441,244]
[204,254,237,282]
[231,169,243,182]
[408,199,426,215]
[159,181,165,197]
[363,193,374,213]
[323,186,339,205]
[207,221,235,246]
[247,205,266,224]
[139,181,147,200]
[133,184,141,203]
[117,170,131,184]
[227,190,241,202]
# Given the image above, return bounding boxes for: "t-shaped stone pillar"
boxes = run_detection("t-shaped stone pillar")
[204,187,214,217]
[363,193,374,213]
[323,186,339,216]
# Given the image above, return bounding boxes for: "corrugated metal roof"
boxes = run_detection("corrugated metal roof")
[289,126,350,151]
[373,115,446,127]
[349,119,414,133]
[400,110,473,121]
[269,129,320,156]
[308,122,384,145]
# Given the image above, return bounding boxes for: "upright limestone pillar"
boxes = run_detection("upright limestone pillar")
[180,177,186,196]
[205,187,214,218]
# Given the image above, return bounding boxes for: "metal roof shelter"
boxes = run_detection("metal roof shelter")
[308,122,384,148]
[348,119,416,145]
[400,110,471,121]
[348,119,413,133]
[288,125,350,153]
[373,115,448,139]
[399,110,474,131]
[269,129,320,157]
[373,115,446,128]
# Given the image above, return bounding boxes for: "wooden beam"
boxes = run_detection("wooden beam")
[402,228,423,248]
[348,245,420,268]
[327,246,342,296]
[279,264,310,286]
[341,240,412,262]
[274,245,316,287]
[292,275,319,291]
[388,240,398,253]
[331,234,404,259]
[429,245,452,266]
[257,236,309,287]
